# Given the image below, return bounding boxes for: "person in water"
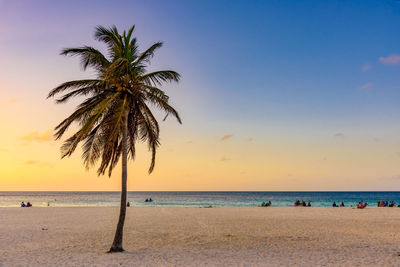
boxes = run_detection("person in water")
[145,198,149,202]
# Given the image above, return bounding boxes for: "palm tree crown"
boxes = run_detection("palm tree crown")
[48,25,181,176]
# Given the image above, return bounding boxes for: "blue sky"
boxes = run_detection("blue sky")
[1,0,400,190]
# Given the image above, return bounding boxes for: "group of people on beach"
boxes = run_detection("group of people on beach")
[259,200,371,208]
[126,198,153,207]
[294,200,311,207]
[261,201,272,207]
[356,200,367,209]
[20,201,32,207]
[332,201,345,207]
[377,200,399,207]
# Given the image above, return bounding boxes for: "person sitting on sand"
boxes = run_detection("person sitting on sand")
[340,202,345,207]
[21,201,25,207]
[127,202,130,207]
[294,200,300,206]
[302,200,306,207]
[261,201,266,207]
[332,202,337,207]
[266,201,271,207]
[357,201,367,209]
[307,201,311,207]
[26,202,32,207]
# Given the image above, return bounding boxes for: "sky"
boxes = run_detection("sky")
[1,0,400,191]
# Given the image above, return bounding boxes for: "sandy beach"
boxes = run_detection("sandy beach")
[1,207,400,266]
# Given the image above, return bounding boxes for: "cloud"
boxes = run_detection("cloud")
[186,140,194,144]
[24,160,38,165]
[379,54,400,65]
[23,160,54,168]
[246,138,253,142]
[1,98,20,106]
[8,98,20,104]
[21,130,53,143]
[333,133,345,139]
[220,156,231,162]
[220,134,233,141]
[361,63,371,72]
[358,82,373,92]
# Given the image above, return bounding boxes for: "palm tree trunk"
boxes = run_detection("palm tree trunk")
[109,110,129,252]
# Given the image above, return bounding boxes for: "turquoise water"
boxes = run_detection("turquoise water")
[1,191,400,207]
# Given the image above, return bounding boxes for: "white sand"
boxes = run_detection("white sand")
[1,207,400,266]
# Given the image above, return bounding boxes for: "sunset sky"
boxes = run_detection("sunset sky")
[1,0,400,191]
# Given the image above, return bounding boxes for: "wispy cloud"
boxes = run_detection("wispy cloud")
[358,82,373,92]
[333,133,345,139]
[246,138,253,142]
[379,54,400,65]
[220,134,233,141]
[361,63,371,72]
[24,160,38,165]
[7,98,20,104]
[23,160,54,167]
[186,140,194,144]
[220,156,231,162]
[1,98,20,106]
[21,130,53,143]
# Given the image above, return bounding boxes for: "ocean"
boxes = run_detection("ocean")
[1,191,400,207]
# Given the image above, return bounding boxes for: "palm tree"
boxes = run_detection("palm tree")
[48,25,181,252]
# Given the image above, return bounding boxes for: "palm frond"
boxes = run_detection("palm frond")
[60,46,110,71]
[140,70,180,86]
[48,79,103,98]
[134,42,163,66]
